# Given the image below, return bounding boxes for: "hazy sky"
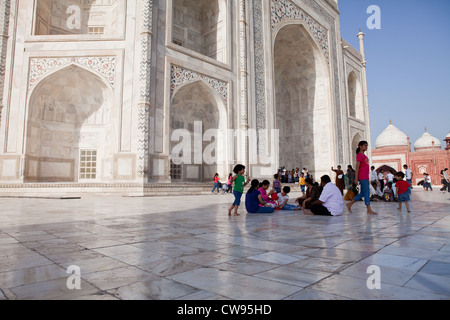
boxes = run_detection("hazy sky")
[339,0,450,150]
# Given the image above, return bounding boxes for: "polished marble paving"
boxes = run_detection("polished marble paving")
[0,189,449,300]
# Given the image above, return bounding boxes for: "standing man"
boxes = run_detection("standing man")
[404,165,414,189]
[378,169,385,192]
[386,170,395,185]
[370,166,378,186]
[441,168,450,193]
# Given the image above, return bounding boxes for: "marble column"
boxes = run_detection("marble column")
[238,0,249,171]
[137,0,154,182]
[0,0,11,127]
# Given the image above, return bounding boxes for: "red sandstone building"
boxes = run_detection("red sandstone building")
[372,123,450,186]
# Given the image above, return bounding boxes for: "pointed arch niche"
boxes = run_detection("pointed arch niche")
[273,22,332,177]
[25,65,117,182]
[169,78,228,183]
[347,71,364,121]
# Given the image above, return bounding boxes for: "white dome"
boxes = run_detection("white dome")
[414,131,442,150]
[446,132,450,139]
[375,124,409,148]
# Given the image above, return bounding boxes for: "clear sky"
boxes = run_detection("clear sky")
[339,0,450,150]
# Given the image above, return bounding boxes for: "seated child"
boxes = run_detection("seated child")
[383,182,394,202]
[277,186,299,211]
[344,183,359,201]
[370,181,383,201]
[258,180,277,208]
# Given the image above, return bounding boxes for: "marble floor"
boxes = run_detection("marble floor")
[0,188,449,300]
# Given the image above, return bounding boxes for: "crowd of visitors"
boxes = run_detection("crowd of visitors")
[213,141,450,217]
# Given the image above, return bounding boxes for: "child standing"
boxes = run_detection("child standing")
[395,171,411,213]
[273,174,282,194]
[227,173,233,194]
[299,173,306,196]
[228,165,250,216]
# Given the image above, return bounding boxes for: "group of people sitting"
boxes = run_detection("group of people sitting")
[245,175,343,216]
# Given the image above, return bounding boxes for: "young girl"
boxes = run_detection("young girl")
[346,141,378,215]
[228,165,250,216]
[395,171,411,213]
[258,180,277,208]
[245,180,275,214]
[227,173,233,194]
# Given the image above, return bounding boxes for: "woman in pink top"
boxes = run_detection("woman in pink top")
[212,173,221,194]
[346,141,378,215]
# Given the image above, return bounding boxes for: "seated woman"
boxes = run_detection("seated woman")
[246,180,276,214]
[295,178,320,210]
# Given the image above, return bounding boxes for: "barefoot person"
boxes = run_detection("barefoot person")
[346,141,378,215]
[395,171,411,213]
[228,164,250,216]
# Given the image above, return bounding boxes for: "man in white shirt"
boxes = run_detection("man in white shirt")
[304,175,343,216]
[370,166,378,185]
[378,169,385,191]
[403,165,413,189]
[386,171,394,184]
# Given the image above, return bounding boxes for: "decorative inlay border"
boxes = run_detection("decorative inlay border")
[170,65,229,104]
[271,0,329,63]
[29,56,117,90]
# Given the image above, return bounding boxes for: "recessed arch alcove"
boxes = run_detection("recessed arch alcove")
[347,71,364,120]
[273,23,332,177]
[170,80,227,182]
[25,65,116,182]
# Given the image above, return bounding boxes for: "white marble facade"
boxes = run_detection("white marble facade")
[0,0,370,195]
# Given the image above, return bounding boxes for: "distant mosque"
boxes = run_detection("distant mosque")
[372,122,450,185]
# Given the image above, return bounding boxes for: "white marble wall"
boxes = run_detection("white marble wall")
[0,0,371,192]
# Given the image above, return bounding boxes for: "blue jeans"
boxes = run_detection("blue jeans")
[280,204,298,211]
[354,180,371,206]
[212,183,220,193]
[233,190,243,206]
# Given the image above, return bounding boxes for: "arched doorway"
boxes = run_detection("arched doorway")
[347,72,364,120]
[170,81,224,182]
[273,24,332,177]
[25,65,116,182]
[351,133,362,168]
